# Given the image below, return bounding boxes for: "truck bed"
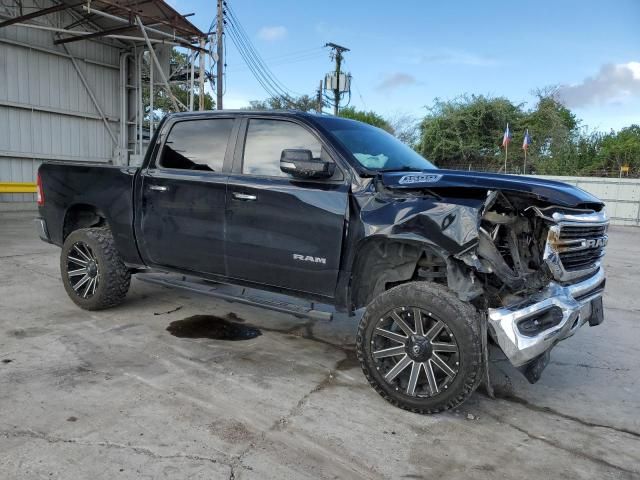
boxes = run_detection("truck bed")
[37,162,142,265]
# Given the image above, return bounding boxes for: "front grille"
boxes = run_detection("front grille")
[556,222,608,272]
[539,208,609,283]
[559,247,605,271]
[559,224,608,240]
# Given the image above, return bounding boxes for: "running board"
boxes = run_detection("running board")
[137,273,333,321]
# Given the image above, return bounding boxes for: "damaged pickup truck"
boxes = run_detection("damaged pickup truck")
[36,111,608,413]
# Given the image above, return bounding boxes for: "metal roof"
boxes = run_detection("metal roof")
[0,0,205,47]
[76,0,204,38]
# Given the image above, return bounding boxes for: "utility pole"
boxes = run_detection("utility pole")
[198,37,205,110]
[316,80,323,113]
[325,42,349,115]
[216,0,224,110]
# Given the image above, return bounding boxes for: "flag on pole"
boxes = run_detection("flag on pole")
[522,129,532,150]
[502,123,511,147]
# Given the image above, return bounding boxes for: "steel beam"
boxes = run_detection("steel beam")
[0,37,119,70]
[59,41,118,145]
[53,24,136,45]
[0,2,80,29]
[135,15,185,112]
[0,99,118,122]
[98,0,198,37]
[83,5,206,52]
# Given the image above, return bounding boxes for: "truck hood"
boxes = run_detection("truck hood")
[380,169,604,208]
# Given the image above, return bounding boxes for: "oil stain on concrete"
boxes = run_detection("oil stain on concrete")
[166,314,262,341]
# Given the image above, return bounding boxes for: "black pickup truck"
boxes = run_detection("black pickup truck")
[36,110,608,413]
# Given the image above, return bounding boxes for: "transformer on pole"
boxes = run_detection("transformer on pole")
[323,42,350,115]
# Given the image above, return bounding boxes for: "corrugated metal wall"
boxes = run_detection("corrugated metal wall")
[0,0,121,202]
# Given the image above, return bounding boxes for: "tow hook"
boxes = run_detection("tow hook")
[517,350,551,384]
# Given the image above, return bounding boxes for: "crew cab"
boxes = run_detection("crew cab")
[36,110,609,413]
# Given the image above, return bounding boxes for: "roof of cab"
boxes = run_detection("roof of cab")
[167,110,327,119]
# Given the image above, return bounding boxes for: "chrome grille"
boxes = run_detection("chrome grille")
[558,223,608,271]
[559,246,605,271]
[559,224,608,240]
[539,209,609,283]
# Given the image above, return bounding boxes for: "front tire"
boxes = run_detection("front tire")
[356,282,482,414]
[60,227,131,310]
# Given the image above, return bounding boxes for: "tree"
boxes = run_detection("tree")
[338,107,394,133]
[525,88,579,174]
[246,94,320,112]
[599,125,640,174]
[418,95,525,170]
[142,48,215,126]
[387,113,421,148]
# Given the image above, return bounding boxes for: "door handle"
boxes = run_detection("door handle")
[149,185,168,192]
[232,192,257,201]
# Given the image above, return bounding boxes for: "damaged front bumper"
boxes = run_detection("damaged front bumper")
[488,267,605,371]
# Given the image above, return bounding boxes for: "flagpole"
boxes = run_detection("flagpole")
[504,142,508,173]
[523,148,527,175]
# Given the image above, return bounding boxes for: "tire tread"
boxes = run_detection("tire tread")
[356,282,483,414]
[61,227,131,310]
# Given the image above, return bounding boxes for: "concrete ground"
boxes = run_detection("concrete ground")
[0,211,638,479]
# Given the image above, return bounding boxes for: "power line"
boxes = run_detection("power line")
[343,59,365,109]
[225,8,293,97]
[225,21,287,99]
[223,2,299,99]
[226,51,325,73]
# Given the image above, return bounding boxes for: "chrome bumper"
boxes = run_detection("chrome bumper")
[35,217,51,243]
[488,268,605,367]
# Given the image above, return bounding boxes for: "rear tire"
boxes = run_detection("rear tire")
[60,227,131,310]
[356,282,482,414]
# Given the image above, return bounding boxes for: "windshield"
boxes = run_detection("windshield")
[316,116,436,172]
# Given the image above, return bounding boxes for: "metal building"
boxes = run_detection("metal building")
[0,0,205,206]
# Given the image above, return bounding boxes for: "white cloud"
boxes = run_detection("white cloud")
[376,73,417,92]
[257,26,287,42]
[405,49,499,67]
[557,62,640,108]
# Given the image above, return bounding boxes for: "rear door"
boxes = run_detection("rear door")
[137,116,237,275]
[225,117,349,298]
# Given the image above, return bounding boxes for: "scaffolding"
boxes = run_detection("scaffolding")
[0,0,208,167]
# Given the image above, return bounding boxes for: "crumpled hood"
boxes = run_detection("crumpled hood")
[380,169,604,208]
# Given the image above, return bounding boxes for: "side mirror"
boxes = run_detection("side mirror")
[280,149,335,179]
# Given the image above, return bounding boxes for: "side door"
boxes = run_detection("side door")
[136,116,238,275]
[225,117,349,298]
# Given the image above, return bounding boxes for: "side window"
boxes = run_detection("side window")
[159,118,234,172]
[243,119,322,177]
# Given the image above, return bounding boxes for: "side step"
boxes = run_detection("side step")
[137,273,333,321]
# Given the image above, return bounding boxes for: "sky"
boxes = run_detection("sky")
[171,0,640,132]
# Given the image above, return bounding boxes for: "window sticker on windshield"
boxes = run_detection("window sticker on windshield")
[398,174,443,185]
[354,153,388,168]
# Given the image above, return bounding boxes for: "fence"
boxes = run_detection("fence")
[533,176,640,226]
[441,160,640,179]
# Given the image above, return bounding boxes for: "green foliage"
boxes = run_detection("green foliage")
[246,95,320,112]
[143,49,215,125]
[417,91,638,176]
[387,113,421,148]
[418,95,525,169]
[600,125,640,171]
[244,91,639,177]
[338,107,394,133]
